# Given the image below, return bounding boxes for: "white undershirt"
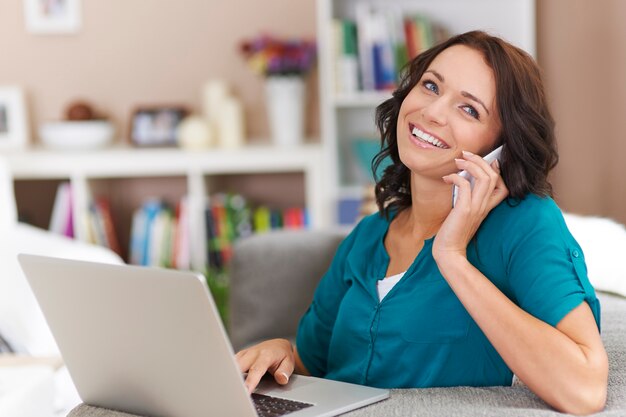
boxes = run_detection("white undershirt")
[377,271,406,301]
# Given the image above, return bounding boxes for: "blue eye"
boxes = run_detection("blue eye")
[422,80,438,94]
[462,105,480,120]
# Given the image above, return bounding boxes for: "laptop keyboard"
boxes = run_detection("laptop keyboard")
[251,393,313,416]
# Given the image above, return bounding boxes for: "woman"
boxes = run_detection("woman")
[236,31,608,415]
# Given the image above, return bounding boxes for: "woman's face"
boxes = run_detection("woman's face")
[397,44,502,179]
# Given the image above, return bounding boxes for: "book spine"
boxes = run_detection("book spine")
[95,198,122,256]
[356,3,375,91]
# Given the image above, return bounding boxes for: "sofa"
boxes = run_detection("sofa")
[69,225,626,416]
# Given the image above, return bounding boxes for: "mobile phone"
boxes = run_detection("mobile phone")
[452,145,503,207]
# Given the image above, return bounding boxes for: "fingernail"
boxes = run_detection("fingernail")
[454,158,465,163]
[280,372,290,382]
[494,159,501,169]
[462,150,474,156]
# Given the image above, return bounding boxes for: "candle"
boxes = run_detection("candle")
[218,97,245,149]
[201,80,228,138]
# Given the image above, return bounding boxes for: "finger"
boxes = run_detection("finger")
[489,159,508,196]
[244,359,271,394]
[236,350,258,373]
[490,158,501,173]
[461,151,499,191]
[462,150,499,176]
[235,348,248,362]
[272,356,295,385]
[443,173,471,210]
[454,158,493,209]
[488,169,509,209]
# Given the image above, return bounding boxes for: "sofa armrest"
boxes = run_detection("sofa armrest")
[0,223,122,356]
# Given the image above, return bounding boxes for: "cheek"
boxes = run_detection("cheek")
[454,125,500,155]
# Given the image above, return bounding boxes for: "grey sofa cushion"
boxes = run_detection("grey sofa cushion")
[229,230,345,351]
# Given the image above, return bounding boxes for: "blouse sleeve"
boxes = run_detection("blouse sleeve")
[295,222,362,377]
[504,199,601,330]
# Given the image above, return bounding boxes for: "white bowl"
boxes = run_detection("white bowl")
[39,121,115,150]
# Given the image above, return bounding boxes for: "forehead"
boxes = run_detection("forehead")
[426,45,496,104]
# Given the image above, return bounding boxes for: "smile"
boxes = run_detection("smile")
[409,124,450,149]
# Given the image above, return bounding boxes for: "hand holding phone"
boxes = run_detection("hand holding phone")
[452,145,503,207]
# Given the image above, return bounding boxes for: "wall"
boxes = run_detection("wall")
[0,0,319,142]
[1,0,625,224]
[537,0,626,224]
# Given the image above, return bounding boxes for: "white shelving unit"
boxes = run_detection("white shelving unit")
[317,0,536,224]
[7,144,328,271]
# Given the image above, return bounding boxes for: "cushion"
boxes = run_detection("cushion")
[563,213,626,297]
[229,230,345,351]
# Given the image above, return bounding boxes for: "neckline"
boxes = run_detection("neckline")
[378,209,436,278]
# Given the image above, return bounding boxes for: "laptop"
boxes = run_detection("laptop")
[18,254,389,417]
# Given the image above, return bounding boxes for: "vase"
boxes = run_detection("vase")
[265,76,305,147]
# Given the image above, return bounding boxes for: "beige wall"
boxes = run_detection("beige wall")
[538,0,626,224]
[2,0,625,224]
[0,0,318,142]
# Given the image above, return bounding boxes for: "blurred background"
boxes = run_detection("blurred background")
[0,0,624,271]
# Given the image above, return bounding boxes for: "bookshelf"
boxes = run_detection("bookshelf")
[317,0,536,224]
[7,144,327,272]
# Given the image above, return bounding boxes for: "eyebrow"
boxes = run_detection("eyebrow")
[424,69,490,116]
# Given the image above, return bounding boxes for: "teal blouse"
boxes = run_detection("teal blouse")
[296,195,600,388]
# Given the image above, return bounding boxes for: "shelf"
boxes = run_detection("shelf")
[6,144,323,179]
[318,0,536,225]
[9,142,330,271]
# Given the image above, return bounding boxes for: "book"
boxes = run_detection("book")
[49,182,73,238]
[355,3,376,91]
[334,19,360,94]
[93,198,122,256]
[129,208,146,265]
[371,11,396,90]
[173,197,191,270]
[205,206,223,270]
[128,199,163,266]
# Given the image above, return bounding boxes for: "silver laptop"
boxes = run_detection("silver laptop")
[18,254,388,417]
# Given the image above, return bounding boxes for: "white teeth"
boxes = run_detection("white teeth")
[411,126,448,149]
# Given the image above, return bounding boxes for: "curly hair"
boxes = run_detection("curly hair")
[373,30,558,217]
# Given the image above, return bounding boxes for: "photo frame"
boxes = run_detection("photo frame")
[129,106,189,147]
[0,87,29,151]
[24,0,82,34]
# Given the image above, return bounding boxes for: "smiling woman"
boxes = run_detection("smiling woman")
[236,31,608,416]
[374,31,558,215]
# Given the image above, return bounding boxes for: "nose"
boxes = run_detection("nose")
[421,96,448,126]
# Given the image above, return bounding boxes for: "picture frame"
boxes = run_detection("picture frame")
[24,0,82,35]
[129,106,189,147]
[0,87,29,151]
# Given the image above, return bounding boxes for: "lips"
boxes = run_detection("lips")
[408,123,450,149]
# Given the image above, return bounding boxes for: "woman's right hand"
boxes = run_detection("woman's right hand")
[235,338,296,393]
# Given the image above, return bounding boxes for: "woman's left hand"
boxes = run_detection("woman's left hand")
[432,150,509,263]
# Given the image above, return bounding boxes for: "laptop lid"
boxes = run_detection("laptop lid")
[18,254,257,417]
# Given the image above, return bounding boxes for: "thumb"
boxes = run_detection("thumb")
[273,357,295,385]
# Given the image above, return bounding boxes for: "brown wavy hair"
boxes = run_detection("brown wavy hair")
[373,30,558,217]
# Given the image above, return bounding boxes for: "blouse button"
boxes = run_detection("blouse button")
[572,249,580,258]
